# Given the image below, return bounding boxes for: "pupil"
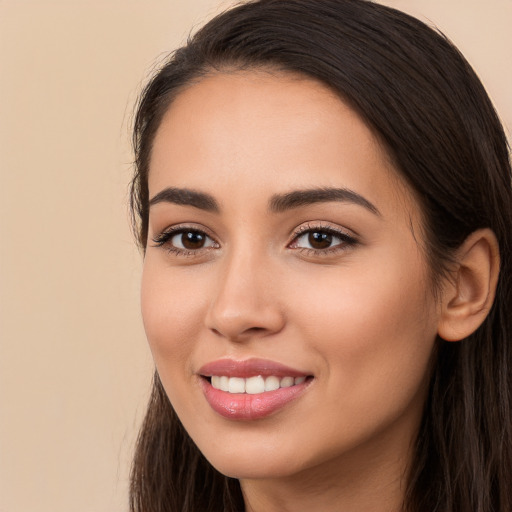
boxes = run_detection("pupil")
[308,231,332,249]
[182,231,205,249]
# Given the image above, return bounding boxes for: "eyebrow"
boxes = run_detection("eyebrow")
[149,187,220,212]
[269,187,380,215]
[148,186,380,216]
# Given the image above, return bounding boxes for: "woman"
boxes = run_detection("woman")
[129,0,512,511]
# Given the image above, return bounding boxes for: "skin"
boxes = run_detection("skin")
[142,71,443,512]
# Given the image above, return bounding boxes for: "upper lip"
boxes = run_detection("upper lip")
[198,358,310,378]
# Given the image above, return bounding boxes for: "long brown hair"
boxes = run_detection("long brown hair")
[129,1,512,510]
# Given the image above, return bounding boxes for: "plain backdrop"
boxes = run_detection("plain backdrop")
[0,1,510,511]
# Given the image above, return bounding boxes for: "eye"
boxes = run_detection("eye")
[297,231,338,250]
[152,226,218,255]
[289,224,357,254]
[170,230,215,250]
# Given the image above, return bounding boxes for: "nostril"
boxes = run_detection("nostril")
[205,299,286,341]
[209,325,273,340]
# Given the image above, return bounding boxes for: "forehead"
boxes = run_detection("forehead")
[149,70,418,221]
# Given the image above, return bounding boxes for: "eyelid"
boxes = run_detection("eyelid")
[151,223,220,254]
[150,221,357,258]
[290,221,357,240]
[288,221,359,254]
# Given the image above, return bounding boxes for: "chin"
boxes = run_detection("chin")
[209,457,300,480]
[196,438,306,480]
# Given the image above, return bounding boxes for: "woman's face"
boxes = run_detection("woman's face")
[142,71,441,484]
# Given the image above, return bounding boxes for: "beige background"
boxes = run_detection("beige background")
[0,1,510,511]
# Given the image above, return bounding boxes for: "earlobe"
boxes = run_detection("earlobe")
[437,229,500,342]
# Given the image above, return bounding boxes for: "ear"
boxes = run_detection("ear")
[437,228,500,342]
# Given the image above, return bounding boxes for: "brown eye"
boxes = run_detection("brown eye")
[170,230,216,251]
[308,231,333,249]
[291,227,356,253]
[180,231,206,249]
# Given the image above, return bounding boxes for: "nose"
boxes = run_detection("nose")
[205,250,285,342]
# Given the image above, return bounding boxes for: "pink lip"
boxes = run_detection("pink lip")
[198,358,313,421]
[198,357,308,378]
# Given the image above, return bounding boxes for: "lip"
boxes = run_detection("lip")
[198,358,313,420]
[198,357,309,378]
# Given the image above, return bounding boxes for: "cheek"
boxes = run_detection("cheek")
[140,257,206,370]
[290,252,437,412]
[140,258,216,425]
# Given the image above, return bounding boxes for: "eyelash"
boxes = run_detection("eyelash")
[151,222,358,258]
[289,222,358,256]
[151,224,219,257]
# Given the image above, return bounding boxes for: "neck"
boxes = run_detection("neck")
[240,424,413,512]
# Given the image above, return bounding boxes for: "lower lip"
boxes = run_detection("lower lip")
[200,378,311,420]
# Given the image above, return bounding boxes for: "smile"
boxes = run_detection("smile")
[198,358,313,420]
[210,375,307,394]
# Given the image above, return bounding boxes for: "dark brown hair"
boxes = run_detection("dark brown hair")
[129,1,512,510]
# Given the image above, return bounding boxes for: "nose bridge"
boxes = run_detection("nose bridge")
[205,241,284,340]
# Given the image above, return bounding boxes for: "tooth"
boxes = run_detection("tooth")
[213,375,305,393]
[280,376,294,388]
[246,375,265,394]
[211,376,221,389]
[264,376,280,391]
[219,376,229,392]
[228,377,245,393]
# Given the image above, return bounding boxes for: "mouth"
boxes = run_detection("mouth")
[204,374,308,394]
[198,358,314,420]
